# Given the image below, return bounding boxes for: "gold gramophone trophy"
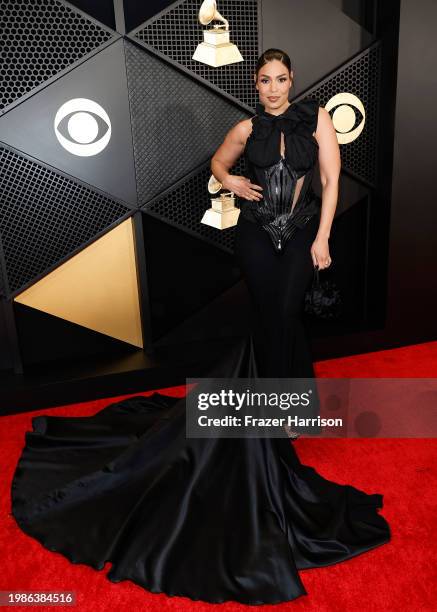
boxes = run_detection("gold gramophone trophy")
[192,0,243,67]
[201,174,240,229]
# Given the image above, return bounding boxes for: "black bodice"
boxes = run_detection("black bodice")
[239,98,321,253]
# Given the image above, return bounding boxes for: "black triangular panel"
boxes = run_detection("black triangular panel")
[0,234,7,297]
[14,303,135,367]
[326,0,375,34]
[0,0,116,113]
[261,0,374,95]
[0,145,131,295]
[143,157,247,254]
[131,0,259,108]
[124,39,248,205]
[142,212,240,341]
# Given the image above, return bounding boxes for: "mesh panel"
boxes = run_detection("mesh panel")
[124,39,248,206]
[0,0,115,112]
[0,146,131,295]
[0,235,6,296]
[302,43,381,185]
[291,176,305,211]
[143,157,248,254]
[132,0,259,109]
[279,132,305,212]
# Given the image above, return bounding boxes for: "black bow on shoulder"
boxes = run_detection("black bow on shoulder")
[246,98,319,167]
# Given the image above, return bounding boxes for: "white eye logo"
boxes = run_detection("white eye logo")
[325,93,365,144]
[54,98,111,156]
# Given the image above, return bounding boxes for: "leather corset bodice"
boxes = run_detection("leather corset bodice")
[238,98,321,253]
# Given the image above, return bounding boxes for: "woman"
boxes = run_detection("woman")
[212,48,338,379]
[10,50,390,606]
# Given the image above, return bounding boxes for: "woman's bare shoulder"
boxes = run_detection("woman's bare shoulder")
[315,107,332,136]
[230,117,255,144]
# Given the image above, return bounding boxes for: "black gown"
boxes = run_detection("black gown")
[10,99,391,606]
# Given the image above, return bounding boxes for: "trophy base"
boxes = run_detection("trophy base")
[192,41,243,67]
[201,207,240,229]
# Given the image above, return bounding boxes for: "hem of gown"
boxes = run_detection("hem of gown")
[295,532,391,572]
[10,472,389,607]
[106,572,309,606]
[10,509,308,607]
[12,494,390,606]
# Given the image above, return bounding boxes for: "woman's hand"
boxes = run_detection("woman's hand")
[222,175,263,201]
[310,236,332,269]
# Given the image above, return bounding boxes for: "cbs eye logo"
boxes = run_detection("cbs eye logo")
[325,93,365,144]
[54,98,111,156]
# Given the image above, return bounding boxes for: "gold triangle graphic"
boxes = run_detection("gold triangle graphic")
[14,217,143,348]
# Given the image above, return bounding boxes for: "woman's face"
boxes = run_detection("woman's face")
[254,59,293,112]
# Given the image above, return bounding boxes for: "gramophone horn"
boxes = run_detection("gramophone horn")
[208,174,223,194]
[198,0,228,28]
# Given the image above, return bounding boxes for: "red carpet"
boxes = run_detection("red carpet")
[1,340,436,611]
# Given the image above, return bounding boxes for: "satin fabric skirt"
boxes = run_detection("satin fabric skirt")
[10,214,391,606]
[11,390,390,605]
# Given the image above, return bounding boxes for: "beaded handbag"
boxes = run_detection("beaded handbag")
[304,264,342,319]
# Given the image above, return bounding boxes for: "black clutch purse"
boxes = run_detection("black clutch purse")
[304,264,342,319]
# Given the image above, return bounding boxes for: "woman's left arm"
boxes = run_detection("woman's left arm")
[311,107,341,269]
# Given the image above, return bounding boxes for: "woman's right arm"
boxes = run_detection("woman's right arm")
[211,120,263,201]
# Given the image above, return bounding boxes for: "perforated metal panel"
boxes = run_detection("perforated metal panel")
[0,236,6,297]
[0,0,115,112]
[304,43,381,185]
[143,157,247,253]
[132,0,259,109]
[124,39,248,206]
[0,146,131,295]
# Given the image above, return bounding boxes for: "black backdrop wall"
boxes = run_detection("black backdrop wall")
[0,0,436,403]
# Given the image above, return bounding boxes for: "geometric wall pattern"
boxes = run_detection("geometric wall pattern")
[132,0,259,109]
[0,0,390,364]
[0,0,115,112]
[124,39,249,205]
[0,235,6,297]
[304,43,381,186]
[14,217,143,347]
[0,145,130,295]
[143,157,247,254]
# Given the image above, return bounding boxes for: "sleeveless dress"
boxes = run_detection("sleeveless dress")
[9,100,391,606]
[238,98,322,253]
[235,99,323,379]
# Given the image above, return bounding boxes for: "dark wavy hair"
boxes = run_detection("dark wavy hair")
[254,48,293,79]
